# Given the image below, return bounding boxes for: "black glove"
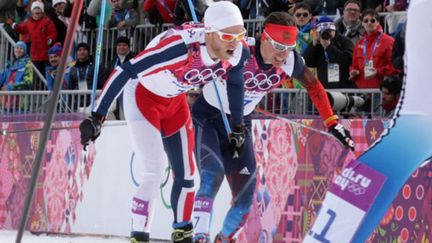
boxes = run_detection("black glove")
[228,125,246,159]
[329,123,355,151]
[79,112,103,150]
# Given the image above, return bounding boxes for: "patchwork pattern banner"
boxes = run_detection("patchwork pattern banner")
[238,119,431,243]
[0,121,96,233]
[0,118,430,243]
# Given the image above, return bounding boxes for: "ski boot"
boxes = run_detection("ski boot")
[171,223,193,243]
[130,231,150,243]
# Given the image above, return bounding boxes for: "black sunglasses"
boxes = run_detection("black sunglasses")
[295,12,309,18]
[363,18,377,24]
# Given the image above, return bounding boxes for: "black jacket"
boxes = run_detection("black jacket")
[100,52,135,82]
[392,23,405,72]
[173,0,207,26]
[335,18,364,45]
[303,33,355,89]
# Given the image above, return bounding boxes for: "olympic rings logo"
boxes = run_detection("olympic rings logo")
[183,67,227,84]
[244,71,281,92]
[347,182,366,195]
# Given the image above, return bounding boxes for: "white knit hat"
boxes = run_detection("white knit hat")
[31,1,45,12]
[52,0,67,7]
[204,1,244,32]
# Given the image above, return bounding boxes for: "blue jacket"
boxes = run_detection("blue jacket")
[45,60,74,90]
[0,56,33,90]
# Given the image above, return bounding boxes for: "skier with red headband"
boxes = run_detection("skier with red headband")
[192,12,355,243]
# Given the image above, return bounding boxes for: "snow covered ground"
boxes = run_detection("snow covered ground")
[0,231,169,243]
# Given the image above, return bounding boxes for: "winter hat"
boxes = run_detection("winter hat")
[116,36,130,47]
[76,42,90,52]
[31,1,45,12]
[204,1,243,32]
[52,0,67,7]
[48,43,63,56]
[316,16,336,33]
[15,41,28,54]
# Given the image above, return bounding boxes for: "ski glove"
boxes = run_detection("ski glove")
[79,112,104,150]
[329,123,355,151]
[228,125,246,159]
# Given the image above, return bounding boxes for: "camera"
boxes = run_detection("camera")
[326,91,366,112]
[320,29,333,40]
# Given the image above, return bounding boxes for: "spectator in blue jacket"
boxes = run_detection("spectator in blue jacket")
[108,0,138,36]
[293,2,316,54]
[45,42,73,90]
[0,41,33,91]
[0,41,33,111]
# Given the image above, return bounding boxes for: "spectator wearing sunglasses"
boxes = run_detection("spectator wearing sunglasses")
[192,11,355,243]
[349,9,399,88]
[293,2,316,54]
[335,0,364,44]
[303,16,354,89]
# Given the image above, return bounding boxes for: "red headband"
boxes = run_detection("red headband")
[264,23,298,46]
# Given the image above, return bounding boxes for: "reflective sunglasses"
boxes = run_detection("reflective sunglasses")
[264,32,296,52]
[214,30,247,42]
[363,18,377,24]
[295,12,309,18]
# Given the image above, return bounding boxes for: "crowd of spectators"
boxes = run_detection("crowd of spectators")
[0,0,408,114]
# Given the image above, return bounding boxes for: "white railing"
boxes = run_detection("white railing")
[0,88,383,118]
[0,90,98,115]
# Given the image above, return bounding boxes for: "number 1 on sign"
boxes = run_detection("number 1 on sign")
[308,209,336,243]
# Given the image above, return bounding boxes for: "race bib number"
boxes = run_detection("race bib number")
[327,63,340,83]
[303,160,386,243]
